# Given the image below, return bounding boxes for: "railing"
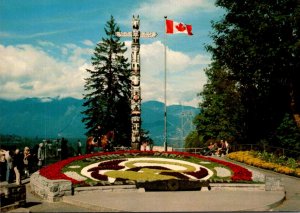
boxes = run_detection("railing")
[232,144,300,159]
[114,146,131,151]
[173,144,300,159]
[113,146,206,154]
[172,147,205,154]
[114,144,299,159]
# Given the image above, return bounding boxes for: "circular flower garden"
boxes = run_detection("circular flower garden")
[39,151,256,187]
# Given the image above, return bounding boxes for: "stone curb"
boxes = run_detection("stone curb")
[29,172,72,202]
[210,183,266,191]
[74,184,139,194]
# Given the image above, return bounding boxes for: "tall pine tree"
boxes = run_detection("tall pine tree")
[82,16,131,147]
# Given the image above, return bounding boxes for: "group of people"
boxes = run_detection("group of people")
[0,143,47,185]
[86,126,115,154]
[204,140,230,156]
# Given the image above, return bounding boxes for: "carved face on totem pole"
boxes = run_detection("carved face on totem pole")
[131,75,140,86]
[131,104,141,115]
[131,46,140,62]
[132,16,140,44]
[132,15,140,30]
[131,63,140,75]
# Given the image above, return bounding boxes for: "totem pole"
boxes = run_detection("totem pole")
[116,15,157,150]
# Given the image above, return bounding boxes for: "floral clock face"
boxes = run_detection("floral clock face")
[40,151,254,185]
[80,157,214,183]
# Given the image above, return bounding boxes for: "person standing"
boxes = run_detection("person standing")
[37,143,45,169]
[220,140,227,156]
[23,147,31,177]
[96,126,103,141]
[5,150,14,183]
[61,138,69,160]
[77,140,82,156]
[225,140,230,155]
[0,149,6,181]
[141,141,147,151]
[13,149,23,185]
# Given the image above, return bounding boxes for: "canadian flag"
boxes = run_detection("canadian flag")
[166,19,193,36]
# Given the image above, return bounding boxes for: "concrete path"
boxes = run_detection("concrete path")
[223,157,300,212]
[63,190,285,212]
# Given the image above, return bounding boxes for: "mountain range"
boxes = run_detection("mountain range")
[0,97,199,147]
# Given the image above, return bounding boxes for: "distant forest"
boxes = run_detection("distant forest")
[0,134,85,156]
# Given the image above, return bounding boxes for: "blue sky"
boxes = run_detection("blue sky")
[0,0,224,107]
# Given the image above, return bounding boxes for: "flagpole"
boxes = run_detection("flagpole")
[164,16,168,152]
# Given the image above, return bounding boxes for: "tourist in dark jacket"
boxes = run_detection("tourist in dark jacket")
[23,147,31,177]
[13,149,24,185]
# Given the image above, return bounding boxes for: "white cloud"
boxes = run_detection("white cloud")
[0,44,91,100]
[0,39,209,107]
[124,40,209,107]
[82,40,94,46]
[63,44,93,65]
[135,0,216,20]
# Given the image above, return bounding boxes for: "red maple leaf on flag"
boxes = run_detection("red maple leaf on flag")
[175,23,186,32]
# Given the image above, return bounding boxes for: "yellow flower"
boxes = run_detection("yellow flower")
[275,166,295,175]
[294,168,300,177]
[227,151,297,177]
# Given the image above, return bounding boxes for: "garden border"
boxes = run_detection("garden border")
[30,171,283,202]
[30,171,72,202]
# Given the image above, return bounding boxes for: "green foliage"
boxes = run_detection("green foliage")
[184,130,203,148]
[82,16,131,146]
[193,63,243,144]
[0,134,45,151]
[255,150,299,169]
[197,0,300,146]
[286,158,298,169]
[140,129,154,145]
[273,113,300,153]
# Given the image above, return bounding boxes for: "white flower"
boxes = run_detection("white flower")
[214,167,231,177]
[68,165,81,169]
[64,171,87,181]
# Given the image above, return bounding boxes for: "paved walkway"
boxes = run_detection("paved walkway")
[63,190,285,212]
[5,157,300,212]
[223,157,300,211]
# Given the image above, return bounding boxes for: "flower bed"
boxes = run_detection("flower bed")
[39,151,254,186]
[227,151,300,177]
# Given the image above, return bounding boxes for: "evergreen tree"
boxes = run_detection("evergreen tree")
[273,113,300,157]
[184,130,202,148]
[205,0,300,144]
[140,129,154,146]
[193,62,243,146]
[82,16,131,146]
